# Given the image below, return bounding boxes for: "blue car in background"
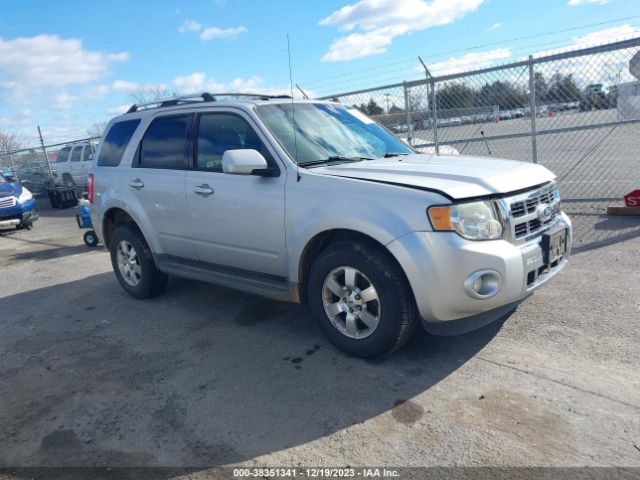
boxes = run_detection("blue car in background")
[0,174,37,230]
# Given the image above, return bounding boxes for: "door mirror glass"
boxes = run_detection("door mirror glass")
[222,149,268,175]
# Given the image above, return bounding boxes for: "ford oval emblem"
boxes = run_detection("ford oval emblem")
[536,203,554,221]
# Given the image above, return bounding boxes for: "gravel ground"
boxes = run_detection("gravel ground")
[0,204,639,474]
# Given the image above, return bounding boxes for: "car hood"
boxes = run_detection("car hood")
[310,154,555,200]
[0,182,21,198]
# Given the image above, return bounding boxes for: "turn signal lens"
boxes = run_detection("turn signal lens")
[428,201,504,240]
[428,206,452,230]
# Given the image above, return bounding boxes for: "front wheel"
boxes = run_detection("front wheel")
[308,241,418,358]
[109,224,167,299]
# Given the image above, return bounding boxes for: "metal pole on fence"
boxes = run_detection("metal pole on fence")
[527,56,538,164]
[418,56,439,154]
[403,82,413,146]
[430,79,439,154]
[37,125,54,179]
[8,153,18,182]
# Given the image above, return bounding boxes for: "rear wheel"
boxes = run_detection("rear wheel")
[308,241,418,358]
[109,224,167,299]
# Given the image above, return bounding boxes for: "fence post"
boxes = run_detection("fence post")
[403,82,413,146]
[527,55,538,164]
[37,125,54,179]
[8,153,18,182]
[430,79,439,154]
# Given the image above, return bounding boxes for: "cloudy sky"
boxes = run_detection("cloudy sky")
[0,0,639,145]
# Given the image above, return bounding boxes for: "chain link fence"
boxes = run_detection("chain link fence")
[0,137,99,195]
[320,38,640,204]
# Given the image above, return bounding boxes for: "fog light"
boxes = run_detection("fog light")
[464,270,503,299]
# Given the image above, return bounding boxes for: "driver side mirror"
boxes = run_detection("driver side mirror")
[222,149,275,176]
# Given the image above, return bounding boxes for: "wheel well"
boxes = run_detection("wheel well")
[297,229,407,303]
[102,208,138,248]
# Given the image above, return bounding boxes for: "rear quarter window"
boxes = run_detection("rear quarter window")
[70,146,82,162]
[57,147,71,163]
[97,119,141,167]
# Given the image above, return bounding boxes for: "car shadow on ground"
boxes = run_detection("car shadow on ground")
[569,213,640,255]
[0,272,508,474]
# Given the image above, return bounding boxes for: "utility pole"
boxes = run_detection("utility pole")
[37,125,54,179]
[384,93,391,114]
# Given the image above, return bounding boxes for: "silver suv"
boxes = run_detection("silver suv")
[90,93,571,357]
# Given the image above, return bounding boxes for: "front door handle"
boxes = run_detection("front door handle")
[129,179,144,189]
[193,183,214,196]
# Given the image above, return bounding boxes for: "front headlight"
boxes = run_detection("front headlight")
[18,188,33,203]
[428,200,503,240]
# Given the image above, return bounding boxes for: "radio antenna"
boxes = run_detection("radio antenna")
[287,34,301,182]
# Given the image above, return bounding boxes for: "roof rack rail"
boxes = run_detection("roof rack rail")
[126,92,292,113]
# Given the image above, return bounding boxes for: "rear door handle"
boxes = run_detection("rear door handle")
[129,179,144,189]
[193,184,214,196]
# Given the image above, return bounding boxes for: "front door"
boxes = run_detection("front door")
[185,111,286,277]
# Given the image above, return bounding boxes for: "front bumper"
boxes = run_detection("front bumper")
[0,198,38,229]
[387,211,571,334]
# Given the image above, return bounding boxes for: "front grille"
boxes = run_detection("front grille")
[506,185,560,241]
[0,196,16,208]
[510,190,557,218]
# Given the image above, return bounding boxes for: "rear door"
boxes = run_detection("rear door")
[129,113,196,259]
[68,145,85,186]
[185,110,286,276]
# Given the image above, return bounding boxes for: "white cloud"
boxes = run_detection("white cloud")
[320,0,484,61]
[107,104,130,115]
[179,20,203,33]
[199,26,247,41]
[112,80,166,92]
[532,24,640,58]
[52,93,78,110]
[172,72,263,93]
[568,0,609,5]
[0,35,129,90]
[179,19,247,41]
[486,22,501,32]
[429,48,512,75]
[82,84,110,99]
[106,52,130,62]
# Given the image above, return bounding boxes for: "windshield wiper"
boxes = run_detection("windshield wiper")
[300,155,374,167]
[382,152,409,158]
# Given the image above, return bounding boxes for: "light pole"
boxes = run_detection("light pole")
[385,93,391,114]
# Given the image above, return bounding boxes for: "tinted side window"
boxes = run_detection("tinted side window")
[70,147,82,162]
[196,114,269,172]
[139,115,190,170]
[57,147,71,163]
[97,119,141,167]
[82,145,93,161]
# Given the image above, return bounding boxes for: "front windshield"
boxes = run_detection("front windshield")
[256,103,413,165]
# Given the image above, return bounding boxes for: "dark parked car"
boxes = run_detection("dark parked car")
[0,173,38,230]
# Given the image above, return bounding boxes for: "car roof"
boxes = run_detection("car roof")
[109,93,335,122]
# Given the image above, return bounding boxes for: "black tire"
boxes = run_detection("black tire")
[109,224,168,299]
[308,241,418,358]
[83,230,99,247]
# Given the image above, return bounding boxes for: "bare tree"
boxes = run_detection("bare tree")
[86,121,108,139]
[0,127,22,154]
[129,84,182,104]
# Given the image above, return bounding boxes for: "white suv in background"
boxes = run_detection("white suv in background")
[54,140,95,188]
